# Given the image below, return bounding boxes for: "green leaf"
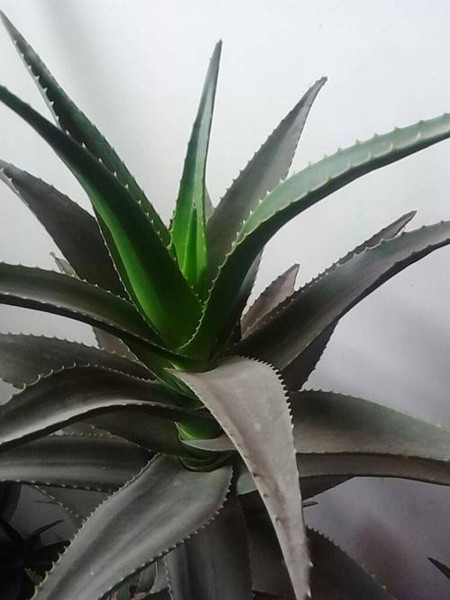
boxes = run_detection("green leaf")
[0,433,151,491]
[89,411,189,456]
[186,115,450,357]
[292,390,450,486]
[175,357,310,600]
[241,263,299,337]
[0,367,202,451]
[34,456,232,600]
[164,498,253,599]
[0,263,163,347]
[207,77,326,279]
[0,333,151,387]
[0,85,201,346]
[238,221,450,369]
[308,530,392,599]
[0,160,125,297]
[170,42,221,292]
[0,11,170,246]
[281,211,416,388]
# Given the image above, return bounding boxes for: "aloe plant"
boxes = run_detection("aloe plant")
[0,11,449,599]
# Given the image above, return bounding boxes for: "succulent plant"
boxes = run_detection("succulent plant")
[0,10,449,600]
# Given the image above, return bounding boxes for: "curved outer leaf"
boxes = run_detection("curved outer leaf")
[0,367,202,451]
[0,263,163,346]
[0,11,170,246]
[176,357,310,600]
[171,42,221,290]
[308,529,392,599]
[0,85,201,346]
[207,77,326,278]
[0,333,151,387]
[164,498,253,599]
[281,211,415,388]
[241,263,299,336]
[238,221,450,369]
[186,114,450,357]
[0,160,125,297]
[34,456,232,600]
[89,411,188,456]
[0,434,151,491]
[290,390,450,486]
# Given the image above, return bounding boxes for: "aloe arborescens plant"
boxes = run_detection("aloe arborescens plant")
[0,11,449,599]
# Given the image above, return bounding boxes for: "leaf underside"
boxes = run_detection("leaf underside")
[34,456,232,600]
[176,357,310,600]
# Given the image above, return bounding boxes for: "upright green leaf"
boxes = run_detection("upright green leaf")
[176,357,310,600]
[0,161,125,297]
[0,86,201,345]
[238,222,450,369]
[185,115,450,357]
[207,78,326,278]
[0,11,170,246]
[0,434,151,491]
[0,367,201,451]
[34,456,232,600]
[36,486,108,525]
[0,333,151,387]
[164,498,253,599]
[171,42,221,291]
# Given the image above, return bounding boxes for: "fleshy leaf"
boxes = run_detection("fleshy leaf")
[207,78,326,279]
[33,456,232,600]
[36,486,108,525]
[238,221,450,369]
[171,42,221,291]
[175,357,310,600]
[0,367,202,451]
[164,498,253,599]
[281,211,415,388]
[0,85,201,346]
[292,390,450,486]
[241,263,299,336]
[89,411,188,456]
[0,161,126,297]
[186,115,450,357]
[0,263,163,347]
[0,433,151,491]
[308,529,392,599]
[0,333,151,387]
[0,11,170,246]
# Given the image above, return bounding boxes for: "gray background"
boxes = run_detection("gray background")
[0,1,449,598]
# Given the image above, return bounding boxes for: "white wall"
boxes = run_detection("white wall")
[0,1,449,597]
